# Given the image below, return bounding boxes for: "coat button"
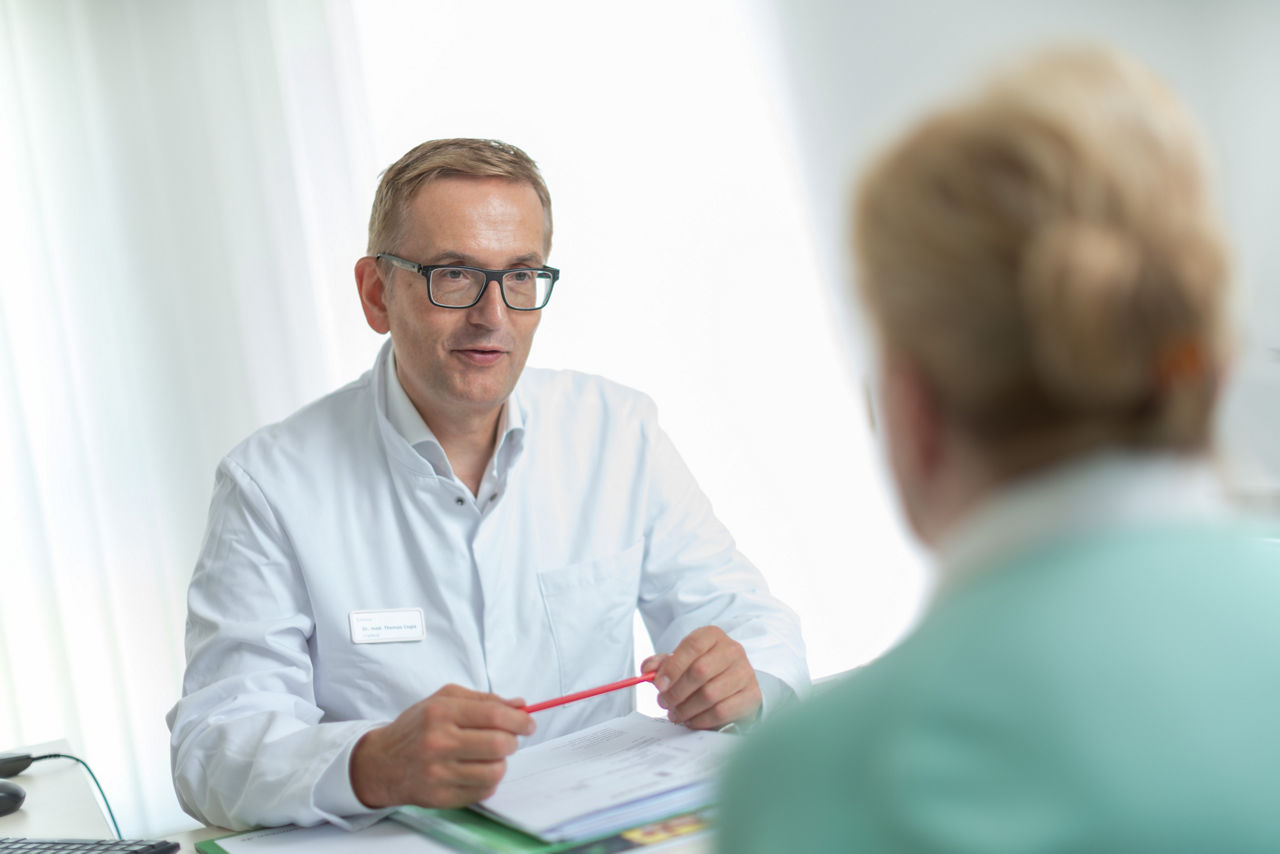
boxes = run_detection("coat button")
[455,497,465,506]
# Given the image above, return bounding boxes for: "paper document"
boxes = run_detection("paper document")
[472,712,735,843]
[199,817,451,852]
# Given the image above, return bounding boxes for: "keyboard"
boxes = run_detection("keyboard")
[0,841,178,853]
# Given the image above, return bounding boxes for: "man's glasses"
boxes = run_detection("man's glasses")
[376,253,558,310]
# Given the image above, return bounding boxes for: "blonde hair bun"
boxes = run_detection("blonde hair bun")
[855,45,1229,452]
[1021,219,1153,409]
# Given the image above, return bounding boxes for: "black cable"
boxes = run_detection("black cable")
[28,752,123,840]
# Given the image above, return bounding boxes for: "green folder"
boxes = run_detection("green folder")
[391,805,560,852]
[391,805,712,854]
[193,807,711,853]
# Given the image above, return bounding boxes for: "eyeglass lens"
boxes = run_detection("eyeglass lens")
[429,267,552,309]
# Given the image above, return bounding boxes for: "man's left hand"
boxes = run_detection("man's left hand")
[641,626,761,730]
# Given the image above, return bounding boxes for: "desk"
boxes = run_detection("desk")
[167,824,228,852]
[2,743,710,852]
[165,819,711,852]
[0,740,115,838]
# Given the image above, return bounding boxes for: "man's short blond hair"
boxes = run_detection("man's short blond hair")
[854,46,1229,457]
[367,138,553,255]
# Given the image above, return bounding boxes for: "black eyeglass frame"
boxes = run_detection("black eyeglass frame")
[376,253,559,311]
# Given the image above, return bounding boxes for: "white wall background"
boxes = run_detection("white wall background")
[0,0,1276,838]
[762,0,1280,504]
[348,0,929,719]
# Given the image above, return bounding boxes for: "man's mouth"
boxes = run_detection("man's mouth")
[455,347,506,366]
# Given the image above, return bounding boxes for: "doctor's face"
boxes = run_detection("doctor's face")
[362,176,547,430]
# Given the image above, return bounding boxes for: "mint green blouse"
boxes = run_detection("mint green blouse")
[718,455,1280,852]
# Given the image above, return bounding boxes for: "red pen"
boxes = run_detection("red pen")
[520,671,658,713]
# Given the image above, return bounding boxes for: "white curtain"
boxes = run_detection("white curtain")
[0,0,375,835]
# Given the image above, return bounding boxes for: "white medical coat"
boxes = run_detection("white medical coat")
[167,341,808,830]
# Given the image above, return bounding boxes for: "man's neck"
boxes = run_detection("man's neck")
[423,406,503,497]
[388,356,507,497]
[912,430,999,547]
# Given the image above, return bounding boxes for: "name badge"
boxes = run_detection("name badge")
[349,608,426,644]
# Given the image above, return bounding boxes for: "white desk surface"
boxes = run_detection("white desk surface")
[166,818,710,852]
[0,739,708,851]
[0,739,114,838]
[167,824,228,852]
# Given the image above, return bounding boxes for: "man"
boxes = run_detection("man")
[167,138,807,830]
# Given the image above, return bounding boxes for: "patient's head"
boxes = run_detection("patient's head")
[853,46,1230,541]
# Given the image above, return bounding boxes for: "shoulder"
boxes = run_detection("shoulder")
[880,519,1280,778]
[935,520,1280,633]
[725,524,1280,851]
[516,366,658,423]
[224,370,375,474]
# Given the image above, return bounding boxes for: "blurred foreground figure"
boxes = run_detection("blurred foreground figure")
[719,46,1280,853]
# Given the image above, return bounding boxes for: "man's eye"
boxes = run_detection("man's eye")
[507,270,532,283]
[441,268,467,280]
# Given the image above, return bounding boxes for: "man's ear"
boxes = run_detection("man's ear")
[355,256,391,334]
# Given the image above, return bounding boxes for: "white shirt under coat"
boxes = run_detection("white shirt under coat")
[167,340,808,830]
[934,449,1234,600]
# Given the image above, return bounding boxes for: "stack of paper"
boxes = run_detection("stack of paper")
[478,712,733,842]
[395,712,734,848]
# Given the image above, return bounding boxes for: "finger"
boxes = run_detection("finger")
[680,686,761,731]
[437,684,530,719]
[449,727,522,762]
[435,683,506,702]
[427,785,499,810]
[640,652,670,674]
[423,759,508,805]
[654,628,722,696]
[667,665,750,724]
[662,640,741,709]
[452,697,536,736]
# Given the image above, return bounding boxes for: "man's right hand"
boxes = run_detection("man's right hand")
[349,683,535,809]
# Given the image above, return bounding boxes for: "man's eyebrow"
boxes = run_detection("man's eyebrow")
[424,251,544,268]
[421,250,475,265]
[506,253,544,267]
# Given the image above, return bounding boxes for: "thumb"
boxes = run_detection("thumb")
[640,653,670,674]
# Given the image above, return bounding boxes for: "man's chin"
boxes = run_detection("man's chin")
[445,379,517,413]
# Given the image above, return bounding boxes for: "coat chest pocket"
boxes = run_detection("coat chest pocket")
[537,540,644,693]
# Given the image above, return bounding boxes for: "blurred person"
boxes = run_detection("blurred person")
[167,138,807,831]
[719,46,1280,852]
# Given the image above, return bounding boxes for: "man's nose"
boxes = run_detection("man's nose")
[467,277,507,325]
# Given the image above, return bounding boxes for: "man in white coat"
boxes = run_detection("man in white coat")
[166,138,808,830]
